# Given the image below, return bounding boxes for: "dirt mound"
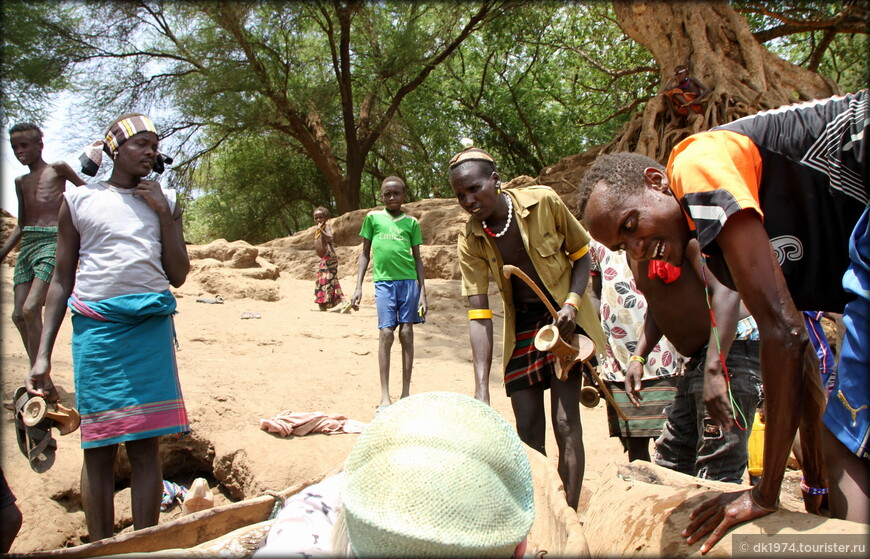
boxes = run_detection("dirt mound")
[248,175,559,287]
[1,158,595,298]
[254,197,470,285]
[186,239,281,302]
[1,212,18,267]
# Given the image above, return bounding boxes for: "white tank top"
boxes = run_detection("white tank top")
[65,182,176,301]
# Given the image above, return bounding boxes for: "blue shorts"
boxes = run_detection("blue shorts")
[374,279,421,329]
[823,206,870,459]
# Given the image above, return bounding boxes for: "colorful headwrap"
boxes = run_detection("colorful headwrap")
[448,146,495,169]
[79,115,171,177]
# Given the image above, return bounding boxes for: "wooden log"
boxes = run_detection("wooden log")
[17,474,328,559]
[526,448,591,557]
[16,454,590,558]
[584,461,868,558]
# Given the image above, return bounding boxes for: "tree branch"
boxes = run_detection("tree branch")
[360,1,506,154]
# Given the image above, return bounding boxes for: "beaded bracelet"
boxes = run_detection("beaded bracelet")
[628,355,646,365]
[800,477,829,496]
[468,309,493,320]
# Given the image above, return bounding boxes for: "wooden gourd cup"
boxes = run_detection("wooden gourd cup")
[502,265,594,380]
[21,397,81,436]
[502,264,627,420]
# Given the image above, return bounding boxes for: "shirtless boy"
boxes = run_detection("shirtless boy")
[624,238,761,483]
[1,123,85,370]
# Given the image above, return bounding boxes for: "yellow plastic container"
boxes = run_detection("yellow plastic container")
[747,409,765,477]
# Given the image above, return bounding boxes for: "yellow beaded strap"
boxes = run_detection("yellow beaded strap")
[568,244,590,261]
[628,355,646,364]
[468,309,493,320]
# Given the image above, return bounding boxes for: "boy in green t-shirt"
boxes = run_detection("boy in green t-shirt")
[351,177,427,411]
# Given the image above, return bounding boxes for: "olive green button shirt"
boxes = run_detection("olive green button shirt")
[457,185,607,374]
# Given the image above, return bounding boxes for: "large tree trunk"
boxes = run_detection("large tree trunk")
[606,0,840,162]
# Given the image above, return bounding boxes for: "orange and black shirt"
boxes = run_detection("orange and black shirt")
[667,90,868,312]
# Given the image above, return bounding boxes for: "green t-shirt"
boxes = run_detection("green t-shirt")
[359,209,423,281]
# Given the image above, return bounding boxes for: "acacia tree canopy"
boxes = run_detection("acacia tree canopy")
[1,0,865,242]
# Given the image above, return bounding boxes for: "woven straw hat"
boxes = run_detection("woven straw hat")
[341,392,534,557]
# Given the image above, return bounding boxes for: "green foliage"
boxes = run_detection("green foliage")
[818,33,870,94]
[762,31,869,94]
[2,1,864,243]
[0,1,80,125]
[432,2,656,176]
[181,131,331,245]
[735,0,869,94]
[365,2,657,198]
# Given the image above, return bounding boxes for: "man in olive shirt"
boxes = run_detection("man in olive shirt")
[449,146,605,509]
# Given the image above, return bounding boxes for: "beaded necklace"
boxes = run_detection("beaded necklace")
[700,253,748,431]
[483,194,513,238]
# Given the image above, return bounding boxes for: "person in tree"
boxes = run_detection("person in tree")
[579,90,868,552]
[313,206,345,311]
[662,65,710,124]
[448,145,606,510]
[1,123,85,375]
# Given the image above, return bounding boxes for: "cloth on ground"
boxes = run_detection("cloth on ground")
[259,411,366,437]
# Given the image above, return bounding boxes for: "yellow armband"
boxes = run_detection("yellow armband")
[568,244,589,261]
[564,292,583,310]
[468,309,493,320]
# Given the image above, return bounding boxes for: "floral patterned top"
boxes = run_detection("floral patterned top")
[590,241,685,383]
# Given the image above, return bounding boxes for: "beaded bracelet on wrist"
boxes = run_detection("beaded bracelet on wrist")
[800,477,829,496]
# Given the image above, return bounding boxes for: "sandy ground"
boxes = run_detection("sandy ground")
[1,260,628,554]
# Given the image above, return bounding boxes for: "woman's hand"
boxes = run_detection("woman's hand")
[624,360,645,407]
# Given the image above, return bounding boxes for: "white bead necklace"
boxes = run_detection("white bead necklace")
[483,193,513,238]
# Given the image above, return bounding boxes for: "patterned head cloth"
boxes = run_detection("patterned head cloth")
[79,114,171,176]
[341,391,534,557]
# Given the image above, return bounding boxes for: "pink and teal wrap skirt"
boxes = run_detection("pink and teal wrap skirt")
[69,290,189,449]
